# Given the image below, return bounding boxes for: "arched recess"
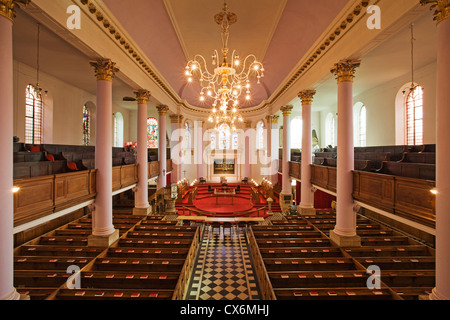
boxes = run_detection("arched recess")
[82,101,96,146]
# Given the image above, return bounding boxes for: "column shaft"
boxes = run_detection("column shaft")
[433,14,450,301]
[157,106,168,190]
[281,106,293,195]
[134,90,151,215]
[0,15,19,301]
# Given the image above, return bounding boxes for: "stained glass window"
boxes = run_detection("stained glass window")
[232,133,239,150]
[218,124,231,150]
[82,105,90,146]
[147,117,158,148]
[211,133,216,150]
[406,86,423,146]
[256,121,264,150]
[25,85,43,145]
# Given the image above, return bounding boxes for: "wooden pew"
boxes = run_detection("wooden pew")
[378,161,435,180]
[274,288,394,300]
[56,288,174,300]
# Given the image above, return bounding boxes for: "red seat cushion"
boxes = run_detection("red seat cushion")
[68,162,79,171]
[30,146,41,152]
[46,154,55,162]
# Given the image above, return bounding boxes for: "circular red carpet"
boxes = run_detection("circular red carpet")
[193,195,254,214]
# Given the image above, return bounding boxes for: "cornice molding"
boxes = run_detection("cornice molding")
[0,0,30,23]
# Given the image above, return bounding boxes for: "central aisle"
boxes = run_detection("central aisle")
[185,227,262,300]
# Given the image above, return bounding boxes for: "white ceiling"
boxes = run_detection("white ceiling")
[11,1,438,114]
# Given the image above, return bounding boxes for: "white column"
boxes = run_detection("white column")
[280,105,293,207]
[0,4,21,300]
[88,59,120,247]
[133,89,151,216]
[298,90,317,216]
[157,105,168,190]
[421,0,450,300]
[329,60,361,247]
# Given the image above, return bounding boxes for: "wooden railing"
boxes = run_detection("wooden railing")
[181,206,268,217]
[289,162,436,228]
[13,162,162,227]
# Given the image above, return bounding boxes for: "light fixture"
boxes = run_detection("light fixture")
[12,186,20,193]
[403,24,421,97]
[184,1,264,127]
[32,23,46,98]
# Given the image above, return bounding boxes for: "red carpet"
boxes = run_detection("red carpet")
[193,195,253,214]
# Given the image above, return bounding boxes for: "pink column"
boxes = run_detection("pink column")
[88,59,119,246]
[330,60,361,247]
[421,1,450,300]
[270,116,280,185]
[244,121,252,179]
[280,106,293,208]
[0,8,19,301]
[170,115,183,184]
[157,105,168,190]
[298,90,317,216]
[133,89,151,215]
[195,121,204,179]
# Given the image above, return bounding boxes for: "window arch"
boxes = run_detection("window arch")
[82,105,91,146]
[290,117,303,149]
[256,120,264,150]
[405,86,424,146]
[147,117,158,148]
[114,112,124,147]
[25,84,43,145]
[325,113,335,147]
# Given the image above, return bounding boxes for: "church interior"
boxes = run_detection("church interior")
[1,0,449,305]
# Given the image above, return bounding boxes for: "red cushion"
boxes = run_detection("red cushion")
[46,154,55,162]
[68,162,78,171]
[30,146,40,152]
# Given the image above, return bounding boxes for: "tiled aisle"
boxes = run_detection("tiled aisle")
[186,226,261,300]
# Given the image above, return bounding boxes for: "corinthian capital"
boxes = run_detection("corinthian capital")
[298,90,317,106]
[90,59,120,82]
[330,59,361,84]
[0,0,30,22]
[134,89,151,104]
[420,0,450,24]
[280,105,293,117]
[156,105,169,115]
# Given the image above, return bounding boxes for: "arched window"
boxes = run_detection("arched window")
[82,105,90,146]
[290,117,303,149]
[256,121,264,150]
[325,113,335,147]
[25,84,43,144]
[114,112,124,147]
[184,121,192,149]
[147,117,158,148]
[359,106,367,147]
[218,123,231,150]
[405,86,424,146]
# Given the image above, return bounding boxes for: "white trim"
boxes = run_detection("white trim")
[112,184,137,196]
[13,199,94,234]
[312,184,337,197]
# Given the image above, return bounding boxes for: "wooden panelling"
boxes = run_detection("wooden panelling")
[112,166,121,191]
[149,161,160,179]
[14,176,54,227]
[54,171,92,210]
[394,177,435,228]
[353,171,395,213]
[120,164,137,188]
[289,162,301,180]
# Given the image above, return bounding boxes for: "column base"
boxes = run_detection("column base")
[428,287,449,300]
[329,229,361,247]
[133,206,152,216]
[88,229,120,247]
[297,206,316,217]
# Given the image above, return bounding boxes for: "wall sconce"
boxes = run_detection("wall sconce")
[12,186,20,193]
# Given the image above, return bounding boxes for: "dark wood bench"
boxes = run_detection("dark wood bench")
[56,288,174,300]
[356,257,435,270]
[93,257,186,272]
[14,256,91,271]
[343,245,432,257]
[18,245,104,257]
[378,161,435,180]
[263,258,357,272]
[274,288,394,300]
[118,238,193,248]
[106,247,190,259]
[255,238,331,248]
[258,247,342,259]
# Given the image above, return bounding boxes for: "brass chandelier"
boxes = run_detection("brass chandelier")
[184,2,264,130]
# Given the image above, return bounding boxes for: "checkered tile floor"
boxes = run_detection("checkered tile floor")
[185,226,261,300]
